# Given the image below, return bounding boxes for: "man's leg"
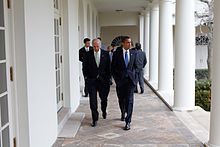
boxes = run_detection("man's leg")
[139,70,144,93]
[98,82,110,119]
[124,81,135,130]
[88,81,99,125]
[116,85,126,120]
[84,77,89,97]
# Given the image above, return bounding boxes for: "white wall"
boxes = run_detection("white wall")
[99,12,139,27]
[13,0,58,146]
[24,0,58,146]
[13,0,30,146]
[62,0,81,112]
[196,45,208,69]
[100,26,139,47]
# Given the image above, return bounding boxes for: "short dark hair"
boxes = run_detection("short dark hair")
[83,38,90,44]
[135,43,141,50]
[97,37,102,41]
[122,36,131,43]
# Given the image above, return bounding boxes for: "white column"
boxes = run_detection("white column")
[208,1,220,146]
[173,0,195,111]
[139,14,144,48]
[149,1,159,89]
[158,0,174,105]
[143,9,150,80]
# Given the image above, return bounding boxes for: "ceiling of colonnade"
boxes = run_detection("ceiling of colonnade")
[93,0,151,12]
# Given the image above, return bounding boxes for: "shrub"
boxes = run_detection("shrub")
[195,69,208,80]
[195,80,211,111]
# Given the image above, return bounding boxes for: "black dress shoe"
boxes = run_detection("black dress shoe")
[123,123,130,130]
[91,121,97,127]
[83,94,88,97]
[140,88,144,94]
[102,112,107,119]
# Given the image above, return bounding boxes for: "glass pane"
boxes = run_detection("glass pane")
[56,70,60,86]
[2,126,10,147]
[56,87,60,103]
[57,20,59,35]
[0,0,4,27]
[55,37,59,52]
[0,63,7,94]
[56,71,58,86]
[54,19,56,35]
[57,37,59,52]
[53,0,56,9]
[1,95,9,127]
[0,30,6,60]
[55,54,59,70]
[56,0,58,9]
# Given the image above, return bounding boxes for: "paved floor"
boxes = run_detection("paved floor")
[53,84,204,147]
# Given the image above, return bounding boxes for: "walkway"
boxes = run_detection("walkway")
[53,84,203,147]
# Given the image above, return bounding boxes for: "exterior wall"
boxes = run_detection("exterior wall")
[13,0,58,146]
[196,45,208,69]
[100,26,139,47]
[99,12,139,27]
[23,0,58,146]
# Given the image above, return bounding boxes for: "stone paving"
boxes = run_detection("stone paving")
[53,84,204,147]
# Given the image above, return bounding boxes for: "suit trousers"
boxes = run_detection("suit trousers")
[116,78,135,123]
[88,79,110,122]
[84,77,89,96]
[135,69,144,92]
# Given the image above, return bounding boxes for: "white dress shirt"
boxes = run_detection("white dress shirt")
[94,49,101,67]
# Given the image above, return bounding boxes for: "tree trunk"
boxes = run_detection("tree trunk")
[207,33,213,81]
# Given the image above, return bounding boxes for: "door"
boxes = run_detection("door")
[0,0,12,146]
[54,0,63,111]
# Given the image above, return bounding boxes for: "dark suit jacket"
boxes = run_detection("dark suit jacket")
[83,49,111,85]
[111,47,138,86]
[136,50,147,70]
[79,46,93,62]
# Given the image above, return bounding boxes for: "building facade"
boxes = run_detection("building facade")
[0,0,219,147]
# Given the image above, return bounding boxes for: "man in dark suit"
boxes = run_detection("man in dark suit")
[111,36,138,130]
[83,39,111,127]
[132,43,147,94]
[79,38,93,97]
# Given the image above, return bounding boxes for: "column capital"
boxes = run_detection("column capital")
[150,1,159,11]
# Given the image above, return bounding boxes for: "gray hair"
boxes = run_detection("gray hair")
[92,38,101,46]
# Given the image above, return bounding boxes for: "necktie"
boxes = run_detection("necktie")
[95,52,100,67]
[125,51,128,67]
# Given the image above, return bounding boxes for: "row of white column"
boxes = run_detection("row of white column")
[139,0,220,146]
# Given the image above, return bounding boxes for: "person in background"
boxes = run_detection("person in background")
[97,37,107,51]
[132,43,147,94]
[79,38,93,97]
[107,46,114,85]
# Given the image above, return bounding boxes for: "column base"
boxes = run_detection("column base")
[157,90,174,107]
[173,106,197,112]
[148,81,158,90]
[204,142,220,147]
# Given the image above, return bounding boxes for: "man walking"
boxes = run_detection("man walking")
[83,39,111,127]
[133,43,147,94]
[111,36,138,130]
[79,38,93,97]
